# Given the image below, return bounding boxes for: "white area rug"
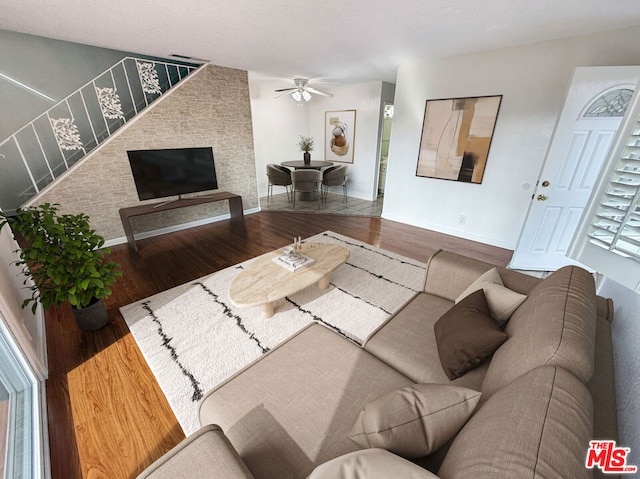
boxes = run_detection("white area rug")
[121,232,426,435]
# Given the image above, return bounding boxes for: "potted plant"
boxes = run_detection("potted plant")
[298,136,314,164]
[0,203,122,331]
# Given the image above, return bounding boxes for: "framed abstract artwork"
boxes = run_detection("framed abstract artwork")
[416,95,502,183]
[325,110,356,163]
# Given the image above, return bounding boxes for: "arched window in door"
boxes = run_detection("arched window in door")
[582,88,634,118]
[569,82,640,291]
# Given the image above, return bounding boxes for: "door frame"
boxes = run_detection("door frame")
[510,66,640,270]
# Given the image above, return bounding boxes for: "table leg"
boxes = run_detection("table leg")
[228,196,245,224]
[119,210,139,252]
[318,275,330,290]
[262,302,275,318]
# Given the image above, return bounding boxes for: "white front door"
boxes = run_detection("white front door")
[510,66,640,271]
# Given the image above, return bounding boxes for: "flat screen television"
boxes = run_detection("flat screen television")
[126,147,218,201]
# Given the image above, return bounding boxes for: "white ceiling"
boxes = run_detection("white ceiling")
[2,0,640,88]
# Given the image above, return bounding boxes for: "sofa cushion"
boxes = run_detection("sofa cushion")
[198,323,414,479]
[435,290,508,380]
[481,265,597,398]
[363,293,489,390]
[348,383,481,458]
[438,366,593,479]
[455,268,526,326]
[307,449,438,479]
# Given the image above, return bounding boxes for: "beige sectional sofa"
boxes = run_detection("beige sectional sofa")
[138,249,617,479]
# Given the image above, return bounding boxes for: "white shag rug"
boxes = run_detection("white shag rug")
[120,231,426,435]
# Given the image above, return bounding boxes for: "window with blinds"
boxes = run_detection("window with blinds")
[569,79,640,292]
[587,120,640,258]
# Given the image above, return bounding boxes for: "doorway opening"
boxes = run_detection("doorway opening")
[378,103,394,197]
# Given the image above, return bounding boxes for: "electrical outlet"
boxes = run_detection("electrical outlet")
[458,215,466,225]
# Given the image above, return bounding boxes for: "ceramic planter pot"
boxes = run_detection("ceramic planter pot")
[71,297,110,331]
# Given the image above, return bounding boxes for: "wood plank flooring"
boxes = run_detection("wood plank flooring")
[45,212,512,478]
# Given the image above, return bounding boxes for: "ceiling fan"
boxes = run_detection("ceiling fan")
[274,78,333,102]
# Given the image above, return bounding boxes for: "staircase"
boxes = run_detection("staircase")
[0,57,203,215]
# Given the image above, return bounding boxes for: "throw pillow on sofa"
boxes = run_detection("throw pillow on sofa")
[307,449,439,479]
[435,289,508,380]
[455,267,526,326]
[348,383,481,458]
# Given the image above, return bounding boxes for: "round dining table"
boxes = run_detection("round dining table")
[281,160,334,170]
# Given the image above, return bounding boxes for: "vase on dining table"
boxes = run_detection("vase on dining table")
[303,152,311,164]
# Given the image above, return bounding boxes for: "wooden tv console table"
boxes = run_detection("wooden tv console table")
[119,191,244,252]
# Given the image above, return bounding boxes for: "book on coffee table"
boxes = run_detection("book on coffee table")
[272,253,316,272]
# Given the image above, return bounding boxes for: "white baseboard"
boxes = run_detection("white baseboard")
[104,207,260,248]
[380,212,515,250]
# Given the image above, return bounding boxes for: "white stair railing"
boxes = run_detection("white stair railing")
[0,57,202,214]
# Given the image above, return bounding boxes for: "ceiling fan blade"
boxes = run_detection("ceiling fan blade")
[274,87,297,93]
[305,87,333,97]
[275,90,296,98]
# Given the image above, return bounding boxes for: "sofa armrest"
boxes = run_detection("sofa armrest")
[439,366,593,479]
[589,315,619,442]
[423,250,540,300]
[423,250,496,301]
[137,424,254,479]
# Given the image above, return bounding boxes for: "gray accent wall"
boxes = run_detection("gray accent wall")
[0,29,136,140]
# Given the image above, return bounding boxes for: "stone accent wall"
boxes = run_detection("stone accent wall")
[35,64,258,242]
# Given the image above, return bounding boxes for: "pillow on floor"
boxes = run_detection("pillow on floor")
[456,267,526,326]
[435,289,508,380]
[348,383,481,458]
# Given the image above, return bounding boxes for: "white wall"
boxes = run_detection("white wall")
[383,26,640,249]
[249,76,310,198]
[383,25,640,459]
[0,221,47,378]
[249,76,393,202]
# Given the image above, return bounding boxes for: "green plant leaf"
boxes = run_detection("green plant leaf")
[0,203,121,312]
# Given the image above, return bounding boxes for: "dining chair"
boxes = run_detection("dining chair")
[266,164,292,202]
[321,165,348,203]
[291,169,322,209]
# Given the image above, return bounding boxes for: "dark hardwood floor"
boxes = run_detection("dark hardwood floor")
[45,212,512,479]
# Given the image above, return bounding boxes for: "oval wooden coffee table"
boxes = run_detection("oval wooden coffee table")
[228,243,350,318]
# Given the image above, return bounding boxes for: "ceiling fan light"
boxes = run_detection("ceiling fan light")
[302,90,312,101]
[291,90,302,102]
